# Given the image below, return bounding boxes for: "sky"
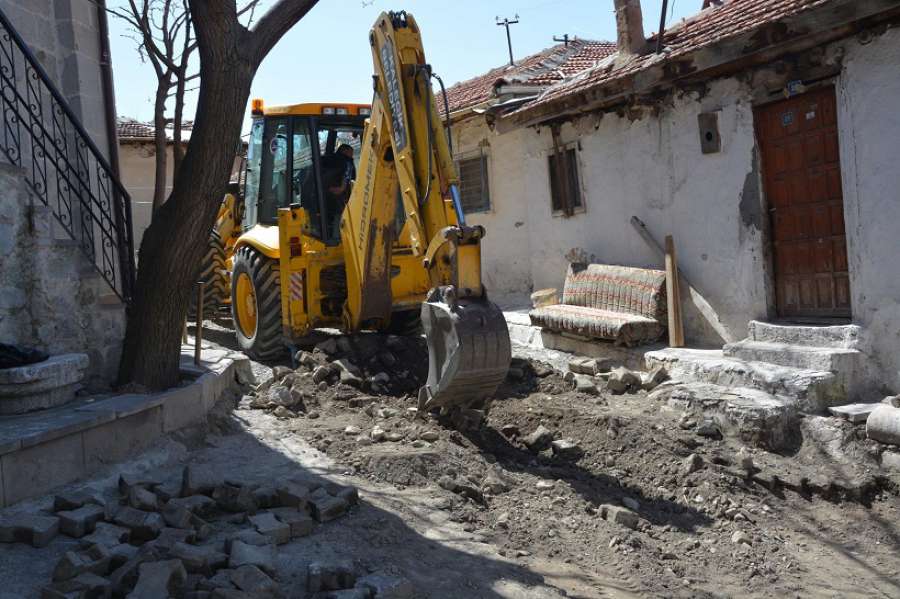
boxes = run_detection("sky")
[109,0,698,131]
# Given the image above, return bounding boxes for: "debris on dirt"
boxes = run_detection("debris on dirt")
[523,425,555,452]
[606,366,640,394]
[568,357,612,376]
[641,365,669,391]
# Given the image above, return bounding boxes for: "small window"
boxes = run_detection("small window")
[548,148,582,215]
[456,155,491,213]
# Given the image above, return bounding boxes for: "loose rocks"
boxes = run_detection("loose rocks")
[58,504,106,538]
[308,561,356,593]
[228,540,276,574]
[52,545,110,581]
[129,559,187,599]
[600,505,639,530]
[681,453,704,475]
[607,367,641,394]
[248,512,290,545]
[731,530,752,545]
[0,514,60,548]
[551,439,584,460]
[524,425,554,452]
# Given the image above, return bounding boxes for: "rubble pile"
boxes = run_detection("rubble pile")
[245,334,431,420]
[0,465,420,598]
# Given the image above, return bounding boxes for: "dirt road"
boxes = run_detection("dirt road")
[3,321,899,598]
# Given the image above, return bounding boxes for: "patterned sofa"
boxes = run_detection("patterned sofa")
[529,263,668,347]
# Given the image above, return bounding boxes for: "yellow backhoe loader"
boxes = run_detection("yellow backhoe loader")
[225,11,510,413]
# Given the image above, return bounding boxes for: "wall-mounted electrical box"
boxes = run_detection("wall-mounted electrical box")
[698,112,721,154]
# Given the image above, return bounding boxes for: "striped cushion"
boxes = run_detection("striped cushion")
[562,264,667,321]
[530,304,665,347]
[529,263,667,346]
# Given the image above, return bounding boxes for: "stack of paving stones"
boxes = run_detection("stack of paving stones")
[0,465,408,598]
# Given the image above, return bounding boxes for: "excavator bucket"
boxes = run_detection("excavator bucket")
[418,293,511,413]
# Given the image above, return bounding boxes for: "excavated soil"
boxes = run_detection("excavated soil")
[242,331,900,598]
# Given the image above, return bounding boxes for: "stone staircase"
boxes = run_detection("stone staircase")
[645,320,863,449]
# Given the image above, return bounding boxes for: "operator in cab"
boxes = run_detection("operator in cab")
[322,143,355,241]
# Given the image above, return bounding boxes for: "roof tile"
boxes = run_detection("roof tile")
[515,0,834,116]
[444,39,616,115]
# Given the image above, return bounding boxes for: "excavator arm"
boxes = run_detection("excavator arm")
[341,11,511,413]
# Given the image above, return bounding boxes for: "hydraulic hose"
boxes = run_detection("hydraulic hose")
[431,71,453,156]
[416,66,434,208]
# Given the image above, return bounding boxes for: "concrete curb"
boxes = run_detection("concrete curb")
[0,348,251,508]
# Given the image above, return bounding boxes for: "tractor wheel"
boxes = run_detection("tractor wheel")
[386,309,423,336]
[230,246,284,360]
[188,230,228,320]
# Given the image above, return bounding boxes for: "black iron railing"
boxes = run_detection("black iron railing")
[0,8,135,303]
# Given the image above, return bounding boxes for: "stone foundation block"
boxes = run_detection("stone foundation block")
[52,544,111,581]
[0,354,89,414]
[309,488,349,523]
[270,507,315,538]
[129,559,187,599]
[308,561,356,592]
[248,512,290,545]
[0,514,60,547]
[58,504,106,538]
[228,540,275,574]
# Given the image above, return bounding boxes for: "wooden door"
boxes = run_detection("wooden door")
[755,87,851,318]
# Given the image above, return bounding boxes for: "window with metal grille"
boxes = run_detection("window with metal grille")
[548,148,582,215]
[456,155,491,213]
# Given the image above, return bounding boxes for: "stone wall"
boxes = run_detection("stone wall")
[453,25,900,390]
[0,0,112,156]
[0,163,125,389]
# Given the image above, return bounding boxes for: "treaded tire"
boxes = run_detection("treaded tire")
[231,245,284,360]
[386,309,423,336]
[188,230,228,319]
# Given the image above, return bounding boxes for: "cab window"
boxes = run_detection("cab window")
[290,119,319,236]
[242,119,264,229]
[257,117,289,224]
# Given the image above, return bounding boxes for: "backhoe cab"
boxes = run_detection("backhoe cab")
[230,11,510,415]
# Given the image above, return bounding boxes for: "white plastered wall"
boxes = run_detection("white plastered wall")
[455,26,900,392]
[836,26,900,392]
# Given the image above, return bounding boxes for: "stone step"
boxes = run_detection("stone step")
[656,381,798,450]
[723,339,860,373]
[645,348,844,413]
[748,320,860,349]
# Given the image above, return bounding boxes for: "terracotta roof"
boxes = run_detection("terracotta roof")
[117,118,194,141]
[443,39,616,115]
[509,0,849,120]
[117,120,155,139]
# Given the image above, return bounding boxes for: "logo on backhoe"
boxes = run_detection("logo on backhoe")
[380,38,407,152]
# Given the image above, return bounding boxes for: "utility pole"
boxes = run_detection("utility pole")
[496,14,519,66]
[553,34,574,47]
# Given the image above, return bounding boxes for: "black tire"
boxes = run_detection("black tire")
[231,245,284,360]
[188,230,228,319]
[386,309,423,336]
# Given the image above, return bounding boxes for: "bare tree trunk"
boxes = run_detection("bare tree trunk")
[119,0,320,389]
[152,83,170,213]
[172,73,186,178]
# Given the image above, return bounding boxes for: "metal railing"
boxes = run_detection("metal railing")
[0,8,135,303]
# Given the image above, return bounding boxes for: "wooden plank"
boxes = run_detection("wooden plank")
[665,235,685,348]
[630,217,734,342]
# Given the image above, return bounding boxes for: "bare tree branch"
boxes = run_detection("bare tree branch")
[249,0,320,65]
